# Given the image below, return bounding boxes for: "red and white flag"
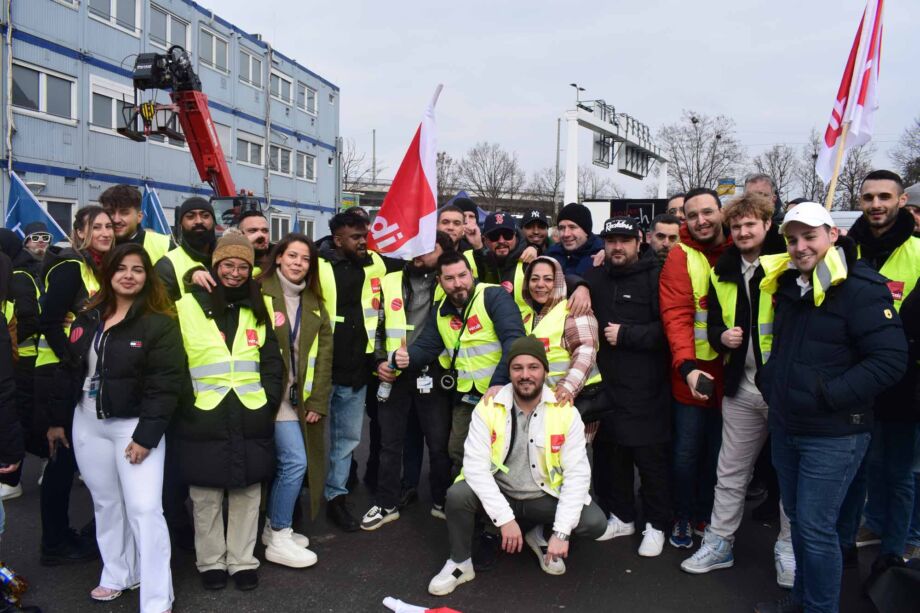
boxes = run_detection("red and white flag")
[367,85,442,259]
[815,0,883,183]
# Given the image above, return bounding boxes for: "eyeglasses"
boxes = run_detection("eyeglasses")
[487,229,515,242]
[218,261,252,275]
[26,232,52,243]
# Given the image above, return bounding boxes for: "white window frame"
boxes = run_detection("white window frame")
[52,0,79,9]
[237,131,264,168]
[296,82,317,115]
[269,69,293,105]
[198,26,229,74]
[11,60,78,126]
[239,48,263,89]
[270,214,291,243]
[295,151,316,182]
[269,144,293,177]
[301,216,315,239]
[38,197,78,235]
[88,74,135,136]
[150,4,190,50]
[88,0,141,37]
[214,122,233,161]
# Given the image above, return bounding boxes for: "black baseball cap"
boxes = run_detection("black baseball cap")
[522,209,548,228]
[483,212,517,237]
[600,216,640,238]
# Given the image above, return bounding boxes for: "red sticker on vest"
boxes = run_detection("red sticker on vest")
[538,337,550,351]
[698,295,708,310]
[372,297,381,310]
[467,315,483,334]
[449,317,463,331]
[246,329,259,346]
[522,313,532,324]
[69,327,84,343]
[491,430,497,444]
[501,281,513,293]
[390,298,403,311]
[370,277,381,294]
[274,311,286,327]
[550,434,565,453]
[886,280,905,302]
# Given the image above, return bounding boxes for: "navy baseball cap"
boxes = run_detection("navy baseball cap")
[522,209,548,227]
[483,212,517,237]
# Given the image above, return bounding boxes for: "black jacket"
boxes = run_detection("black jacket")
[546,234,605,276]
[0,311,23,484]
[759,242,908,437]
[54,303,185,449]
[10,247,43,349]
[584,246,671,446]
[173,284,284,488]
[471,229,528,286]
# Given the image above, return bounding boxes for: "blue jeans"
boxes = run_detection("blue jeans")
[772,427,870,613]
[324,384,366,501]
[838,421,917,556]
[267,421,308,530]
[672,401,722,522]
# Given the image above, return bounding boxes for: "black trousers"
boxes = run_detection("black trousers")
[40,442,77,547]
[162,429,191,531]
[375,373,451,509]
[593,439,672,531]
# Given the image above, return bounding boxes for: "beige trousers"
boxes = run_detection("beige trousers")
[189,483,261,574]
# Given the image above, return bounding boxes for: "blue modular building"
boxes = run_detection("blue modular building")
[1,0,340,241]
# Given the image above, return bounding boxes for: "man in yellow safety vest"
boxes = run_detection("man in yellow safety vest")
[100,184,173,264]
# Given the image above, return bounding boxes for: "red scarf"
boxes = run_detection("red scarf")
[86,248,105,270]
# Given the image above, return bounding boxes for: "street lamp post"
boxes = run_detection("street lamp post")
[569,82,585,105]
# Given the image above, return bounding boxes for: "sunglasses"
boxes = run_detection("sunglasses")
[487,229,515,241]
[27,232,52,243]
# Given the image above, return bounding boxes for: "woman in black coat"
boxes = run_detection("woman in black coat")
[58,243,183,612]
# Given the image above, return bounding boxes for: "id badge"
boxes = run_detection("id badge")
[461,393,480,406]
[416,375,433,394]
[289,385,299,407]
[88,375,100,399]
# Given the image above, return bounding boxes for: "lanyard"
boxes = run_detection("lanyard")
[289,301,303,378]
[92,322,106,376]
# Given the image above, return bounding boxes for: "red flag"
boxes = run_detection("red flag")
[815,0,883,183]
[367,85,442,259]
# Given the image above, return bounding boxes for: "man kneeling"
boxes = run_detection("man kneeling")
[428,337,606,596]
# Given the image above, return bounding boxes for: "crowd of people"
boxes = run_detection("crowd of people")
[0,170,918,613]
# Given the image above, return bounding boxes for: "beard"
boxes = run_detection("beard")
[513,380,542,401]
[183,225,216,252]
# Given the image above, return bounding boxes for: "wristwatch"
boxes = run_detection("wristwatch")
[552,531,570,542]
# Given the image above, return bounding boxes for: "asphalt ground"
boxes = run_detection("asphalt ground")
[2,422,879,613]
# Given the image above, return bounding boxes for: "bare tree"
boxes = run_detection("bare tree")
[530,167,565,205]
[340,138,372,192]
[436,151,460,204]
[833,142,877,211]
[751,144,799,201]
[657,110,745,191]
[578,165,624,200]
[457,142,526,208]
[794,128,828,202]
[890,116,920,185]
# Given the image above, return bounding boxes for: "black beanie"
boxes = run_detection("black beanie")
[507,336,549,371]
[453,197,479,216]
[178,196,215,220]
[556,203,593,235]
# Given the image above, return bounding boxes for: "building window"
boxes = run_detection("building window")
[237,132,263,166]
[39,199,76,235]
[88,0,139,34]
[295,152,316,182]
[239,49,263,88]
[150,5,189,49]
[214,122,233,161]
[199,27,228,72]
[89,75,134,133]
[270,215,290,243]
[12,62,76,122]
[302,217,315,239]
[270,70,293,104]
[269,145,292,175]
[296,82,317,115]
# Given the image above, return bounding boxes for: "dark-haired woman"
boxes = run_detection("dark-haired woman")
[174,232,283,592]
[58,243,182,611]
[257,233,332,568]
[38,205,113,565]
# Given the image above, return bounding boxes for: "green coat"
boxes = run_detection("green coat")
[261,273,333,518]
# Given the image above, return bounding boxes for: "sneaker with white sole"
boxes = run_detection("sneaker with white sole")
[638,523,665,557]
[428,558,475,596]
[264,527,318,568]
[774,539,795,589]
[595,513,635,542]
[360,505,399,531]
[261,522,309,548]
[855,524,881,548]
[430,504,446,520]
[680,534,734,573]
[525,526,566,575]
[0,483,22,501]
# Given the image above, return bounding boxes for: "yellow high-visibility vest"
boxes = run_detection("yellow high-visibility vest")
[760,246,849,308]
[465,249,528,320]
[316,251,385,352]
[142,230,172,263]
[858,237,920,312]
[677,243,718,361]
[163,246,201,299]
[523,301,602,388]
[35,260,100,367]
[435,284,503,394]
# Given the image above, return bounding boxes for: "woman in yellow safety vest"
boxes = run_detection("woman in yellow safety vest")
[256,233,332,570]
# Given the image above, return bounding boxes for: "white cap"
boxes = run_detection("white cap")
[780,201,835,232]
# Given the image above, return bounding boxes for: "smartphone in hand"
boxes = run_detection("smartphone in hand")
[695,375,715,397]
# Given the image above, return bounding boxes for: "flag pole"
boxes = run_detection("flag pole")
[823,121,850,211]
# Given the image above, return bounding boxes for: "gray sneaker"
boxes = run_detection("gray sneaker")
[680,535,734,574]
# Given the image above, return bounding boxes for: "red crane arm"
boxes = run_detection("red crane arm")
[171,90,236,198]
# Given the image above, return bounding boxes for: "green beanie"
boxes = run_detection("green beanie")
[507,336,549,371]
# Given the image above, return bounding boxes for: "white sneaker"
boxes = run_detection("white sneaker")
[360,505,400,531]
[430,504,446,520]
[428,558,475,596]
[261,522,309,548]
[638,523,666,557]
[0,483,22,501]
[596,513,635,541]
[525,526,566,575]
[264,527,318,568]
[774,539,795,589]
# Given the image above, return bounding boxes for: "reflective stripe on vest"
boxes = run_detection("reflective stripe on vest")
[759,247,848,308]
[524,301,602,388]
[859,237,920,313]
[164,247,200,298]
[35,260,100,367]
[381,271,412,353]
[10,269,42,357]
[142,231,172,263]
[435,284,503,394]
[677,243,718,361]
[317,250,385,352]
[176,294,271,410]
[269,299,322,403]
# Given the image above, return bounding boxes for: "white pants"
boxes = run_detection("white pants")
[73,401,173,613]
[710,386,791,545]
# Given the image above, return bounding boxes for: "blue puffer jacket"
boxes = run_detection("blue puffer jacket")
[546,234,604,276]
[759,242,908,437]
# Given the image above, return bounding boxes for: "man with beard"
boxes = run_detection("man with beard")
[838,169,920,582]
[155,198,218,302]
[99,184,173,263]
[425,336,605,596]
[660,187,732,549]
[647,213,682,268]
[666,194,687,223]
[469,213,532,317]
[236,210,272,271]
[521,209,550,253]
[22,222,51,260]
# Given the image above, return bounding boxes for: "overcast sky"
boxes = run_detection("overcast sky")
[215,0,919,196]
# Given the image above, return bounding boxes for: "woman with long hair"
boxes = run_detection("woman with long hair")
[57,243,182,611]
[256,233,332,568]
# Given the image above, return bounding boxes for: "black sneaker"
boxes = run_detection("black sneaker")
[200,569,228,590]
[472,531,500,572]
[326,495,360,532]
[360,505,400,531]
[399,486,418,509]
[40,530,100,566]
[753,594,803,613]
[232,569,259,591]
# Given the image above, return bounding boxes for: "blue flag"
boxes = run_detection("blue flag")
[291,214,300,234]
[4,171,68,243]
[141,185,174,241]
